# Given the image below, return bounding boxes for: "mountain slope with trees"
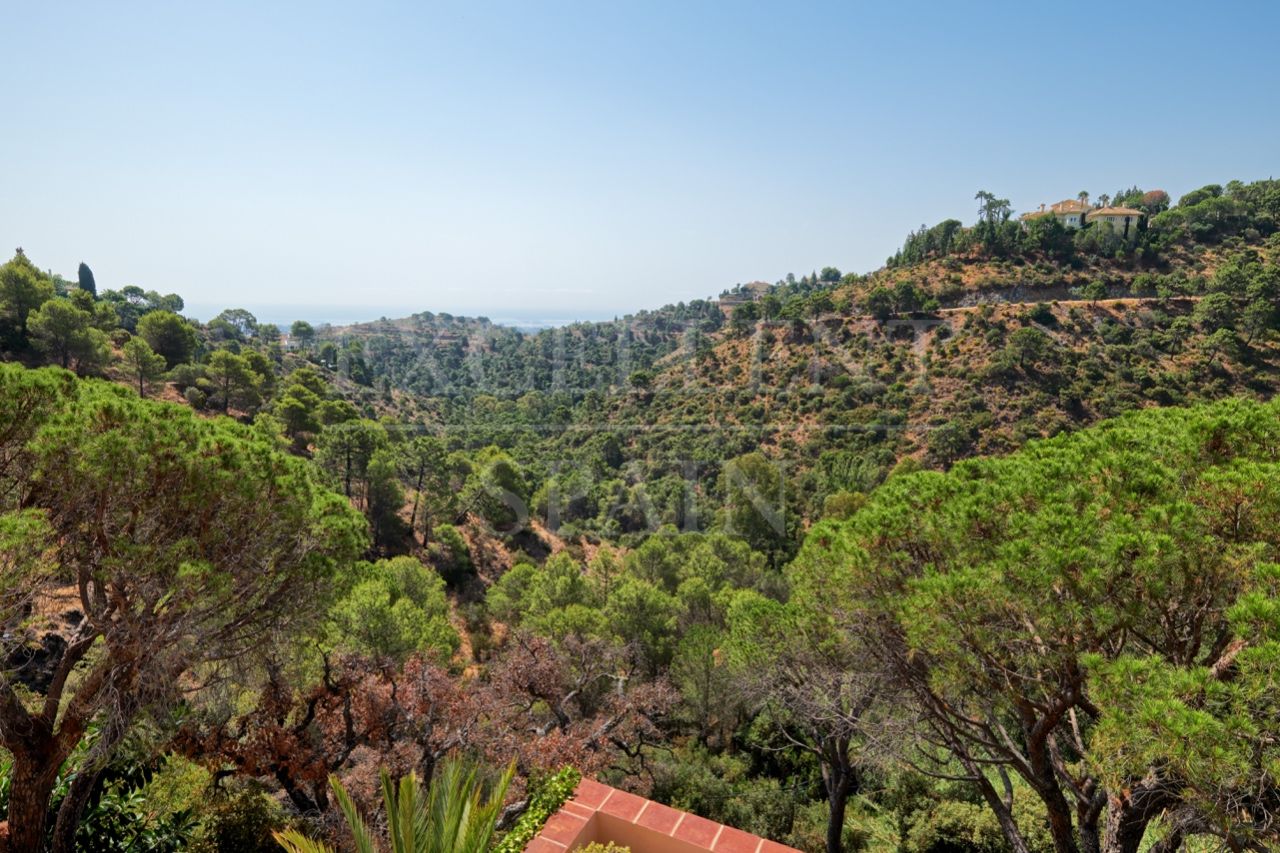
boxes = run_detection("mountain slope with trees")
[3,175,1280,853]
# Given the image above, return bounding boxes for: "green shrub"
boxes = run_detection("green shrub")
[184,386,208,409]
[649,748,796,843]
[493,767,581,853]
[1026,302,1056,326]
[190,781,289,853]
[430,523,473,585]
[167,362,206,390]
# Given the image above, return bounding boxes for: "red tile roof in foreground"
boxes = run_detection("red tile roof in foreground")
[526,778,801,853]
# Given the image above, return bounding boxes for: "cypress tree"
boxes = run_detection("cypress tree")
[76,261,96,296]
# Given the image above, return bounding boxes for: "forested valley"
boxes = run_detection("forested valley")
[2,177,1280,853]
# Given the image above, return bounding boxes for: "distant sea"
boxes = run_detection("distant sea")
[182,303,617,332]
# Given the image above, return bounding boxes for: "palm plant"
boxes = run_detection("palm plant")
[275,760,514,853]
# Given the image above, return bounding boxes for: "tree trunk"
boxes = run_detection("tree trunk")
[411,466,425,546]
[1100,794,1152,850]
[1024,764,1081,853]
[825,773,849,853]
[821,749,855,853]
[275,766,326,815]
[971,768,1033,853]
[50,764,103,853]
[1077,789,1106,853]
[1101,782,1178,853]
[5,749,60,853]
[1025,726,1080,853]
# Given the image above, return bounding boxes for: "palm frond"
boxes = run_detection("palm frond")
[277,760,515,853]
[331,773,381,853]
[273,828,335,853]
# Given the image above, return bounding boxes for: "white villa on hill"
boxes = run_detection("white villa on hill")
[1086,206,1144,239]
[1020,197,1145,239]
[1019,199,1091,229]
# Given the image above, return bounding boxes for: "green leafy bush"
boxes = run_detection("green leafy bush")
[493,767,581,853]
[189,781,289,853]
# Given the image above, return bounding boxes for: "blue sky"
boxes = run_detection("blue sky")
[4,1,1277,325]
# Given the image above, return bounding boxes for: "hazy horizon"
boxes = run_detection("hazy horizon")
[180,301,635,330]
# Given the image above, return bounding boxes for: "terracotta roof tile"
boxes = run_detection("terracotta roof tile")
[1050,199,1090,214]
[560,800,595,820]
[539,811,590,846]
[673,813,722,847]
[525,779,802,853]
[571,778,613,810]
[759,841,799,853]
[634,801,683,834]
[598,787,648,822]
[524,837,566,853]
[713,824,765,853]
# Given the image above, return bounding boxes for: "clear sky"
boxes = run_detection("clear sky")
[4,1,1277,325]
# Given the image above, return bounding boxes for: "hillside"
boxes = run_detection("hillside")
[5,180,1278,557]
[322,179,1280,549]
[314,299,724,401]
[4,175,1280,853]
[599,233,1280,505]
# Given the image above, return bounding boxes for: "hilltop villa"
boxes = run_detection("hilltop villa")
[1020,198,1144,238]
[718,280,774,316]
[1020,198,1091,228]
[1086,205,1145,239]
